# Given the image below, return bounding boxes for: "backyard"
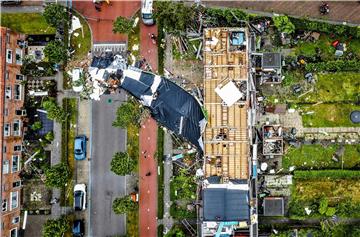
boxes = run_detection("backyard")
[283,144,360,170]
[70,11,92,60]
[1,13,56,34]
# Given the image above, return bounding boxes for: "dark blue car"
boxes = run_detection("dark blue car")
[74,135,87,160]
[72,219,84,237]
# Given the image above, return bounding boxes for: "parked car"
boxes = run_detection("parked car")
[72,219,85,237]
[74,184,86,211]
[141,0,154,25]
[74,135,87,160]
[1,0,21,6]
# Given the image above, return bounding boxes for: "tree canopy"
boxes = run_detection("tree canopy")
[43,3,68,28]
[44,162,70,188]
[112,195,137,214]
[165,226,186,237]
[42,99,67,123]
[113,16,134,34]
[110,152,136,176]
[112,101,140,128]
[42,216,70,237]
[44,40,68,64]
[154,2,196,33]
[273,15,295,34]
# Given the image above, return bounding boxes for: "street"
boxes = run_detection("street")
[90,93,127,237]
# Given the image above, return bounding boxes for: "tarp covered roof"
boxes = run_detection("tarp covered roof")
[121,68,206,152]
[203,184,250,221]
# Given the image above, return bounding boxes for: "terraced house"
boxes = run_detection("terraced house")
[0,27,26,237]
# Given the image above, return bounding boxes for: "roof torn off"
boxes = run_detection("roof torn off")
[121,67,207,152]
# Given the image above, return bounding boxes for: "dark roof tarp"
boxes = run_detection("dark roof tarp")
[203,187,249,221]
[121,70,205,152]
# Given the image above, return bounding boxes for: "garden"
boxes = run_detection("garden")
[283,144,360,170]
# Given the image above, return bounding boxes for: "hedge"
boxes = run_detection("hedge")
[305,60,360,72]
[290,17,360,38]
[294,170,360,180]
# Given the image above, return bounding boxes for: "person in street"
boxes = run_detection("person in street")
[146,172,151,176]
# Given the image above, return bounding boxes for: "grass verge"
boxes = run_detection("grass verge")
[60,98,77,206]
[283,144,360,170]
[128,12,140,64]
[157,20,165,74]
[70,11,92,60]
[157,224,164,237]
[1,13,55,34]
[157,127,164,219]
[127,206,139,237]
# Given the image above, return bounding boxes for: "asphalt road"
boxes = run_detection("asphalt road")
[90,92,127,237]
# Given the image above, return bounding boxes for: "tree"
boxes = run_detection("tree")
[42,216,70,237]
[154,2,196,33]
[110,152,136,176]
[44,131,55,141]
[273,15,295,34]
[42,99,67,123]
[43,3,68,28]
[112,195,137,214]
[44,40,68,64]
[113,16,134,34]
[112,101,140,128]
[32,121,43,130]
[44,163,70,188]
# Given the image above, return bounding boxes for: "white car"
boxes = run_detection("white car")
[72,68,84,92]
[74,184,86,211]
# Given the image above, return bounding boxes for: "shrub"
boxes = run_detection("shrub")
[294,170,360,180]
[273,15,295,34]
[110,152,136,176]
[42,216,70,237]
[205,7,249,27]
[112,195,137,214]
[32,121,42,130]
[44,162,70,188]
[45,131,54,141]
[113,16,134,34]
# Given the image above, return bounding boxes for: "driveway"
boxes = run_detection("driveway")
[90,92,127,237]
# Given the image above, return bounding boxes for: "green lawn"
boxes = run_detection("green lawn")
[301,103,360,127]
[70,12,92,60]
[1,13,55,34]
[283,144,360,170]
[295,34,335,61]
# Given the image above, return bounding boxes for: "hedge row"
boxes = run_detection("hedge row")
[290,17,360,38]
[305,60,360,72]
[294,170,360,180]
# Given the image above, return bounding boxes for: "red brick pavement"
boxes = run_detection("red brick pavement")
[139,22,159,237]
[139,118,158,237]
[73,0,140,43]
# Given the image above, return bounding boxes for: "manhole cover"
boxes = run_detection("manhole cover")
[350,110,360,123]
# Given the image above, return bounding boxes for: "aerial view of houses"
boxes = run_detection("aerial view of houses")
[1,1,360,237]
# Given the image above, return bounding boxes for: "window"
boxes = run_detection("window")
[10,191,18,210]
[11,155,20,173]
[3,145,7,153]
[5,86,11,99]
[12,120,21,136]
[6,33,10,43]
[6,49,12,64]
[12,181,21,188]
[3,160,9,174]
[12,216,20,224]
[14,85,21,100]
[4,123,10,136]
[15,109,26,116]
[15,49,22,65]
[13,145,22,152]
[2,199,7,212]
[10,228,17,237]
[5,71,9,80]
[15,75,23,81]
[4,108,8,117]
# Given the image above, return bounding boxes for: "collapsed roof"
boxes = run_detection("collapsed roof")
[121,68,206,152]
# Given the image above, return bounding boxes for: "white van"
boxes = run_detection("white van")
[141,0,154,26]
